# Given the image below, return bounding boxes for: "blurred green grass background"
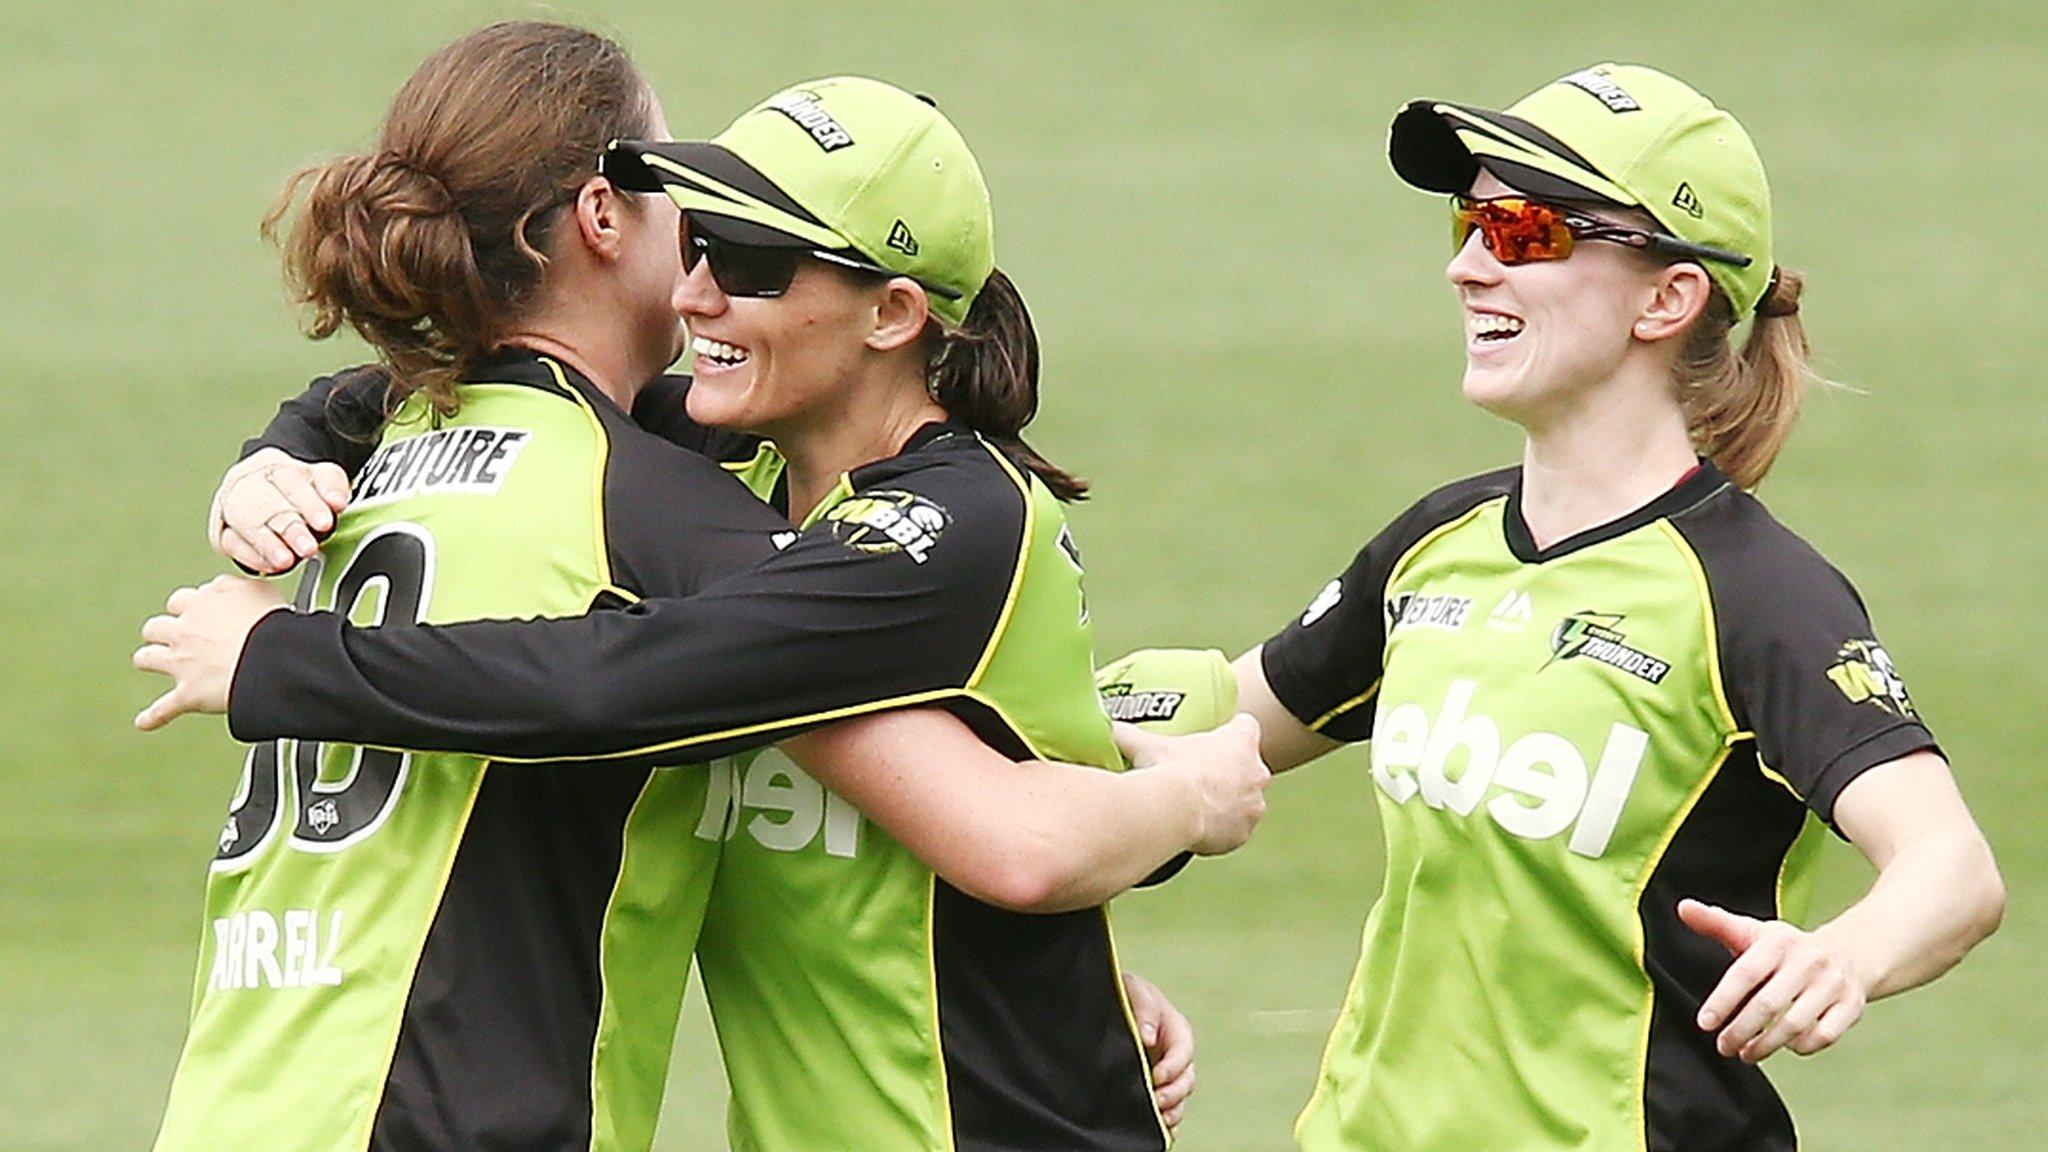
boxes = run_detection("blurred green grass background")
[3,2,2041,1148]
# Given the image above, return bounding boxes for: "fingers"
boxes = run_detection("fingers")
[1787,994,1864,1057]
[267,463,338,534]
[1156,1059,1194,1132]
[133,640,170,673]
[1679,898,1761,957]
[215,524,281,575]
[1695,920,1786,1032]
[1122,971,1196,1132]
[310,461,353,513]
[213,452,334,572]
[1716,945,1816,1058]
[1740,969,1842,1062]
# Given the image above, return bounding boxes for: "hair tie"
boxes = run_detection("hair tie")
[1755,266,1799,318]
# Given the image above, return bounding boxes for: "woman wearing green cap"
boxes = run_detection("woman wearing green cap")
[139,75,1225,1151]
[1232,64,2004,1150]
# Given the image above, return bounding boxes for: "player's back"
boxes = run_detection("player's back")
[155,352,781,1152]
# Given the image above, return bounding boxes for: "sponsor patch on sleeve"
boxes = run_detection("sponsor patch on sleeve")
[1301,579,1342,626]
[820,490,950,564]
[1825,639,1917,717]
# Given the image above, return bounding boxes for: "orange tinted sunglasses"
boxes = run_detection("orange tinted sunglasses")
[1451,196,1752,268]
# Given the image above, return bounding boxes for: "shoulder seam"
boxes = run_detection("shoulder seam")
[966,437,1035,688]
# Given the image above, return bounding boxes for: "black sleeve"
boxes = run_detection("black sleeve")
[238,365,391,475]
[228,462,1024,765]
[1260,472,1512,742]
[586,396,787,599]
[631,374,766,464]
[1674,492,1939,823]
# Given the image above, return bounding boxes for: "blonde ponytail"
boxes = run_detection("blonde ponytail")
[1675,267,1818,489]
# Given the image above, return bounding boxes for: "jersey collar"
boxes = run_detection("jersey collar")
[1503,458,1730,563]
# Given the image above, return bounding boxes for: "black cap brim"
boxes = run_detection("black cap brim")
[601,140,835,248]
[1388,100,1627,206]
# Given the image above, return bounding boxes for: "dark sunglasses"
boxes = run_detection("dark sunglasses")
[680,218,933,299]
[1452,195,1752,269]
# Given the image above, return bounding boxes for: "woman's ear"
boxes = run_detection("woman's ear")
[1634,262,1714,343]
[867,277,932,352]
[568,176,626,261]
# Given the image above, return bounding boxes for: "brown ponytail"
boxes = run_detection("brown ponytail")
[262,21,658,417]
[926,269,1089,501]
[1674,267,1822,489]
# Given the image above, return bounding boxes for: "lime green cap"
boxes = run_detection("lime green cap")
[619,77,993,327]
[1390,64,1774,315]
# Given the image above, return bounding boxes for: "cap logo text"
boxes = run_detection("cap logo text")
[1672,182,1705,219]
[767,91,854,152]
[1560,69,1641,113]
[886,219,919,256]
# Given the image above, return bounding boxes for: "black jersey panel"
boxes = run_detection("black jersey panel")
[371,761,651,1152]
[629,374,766,463]
[932,883,1164,1152]
[243,364,390,473]
[230,428,1030,768]
[579,384,784,599]
[1637,742,1805,1152]
[1668,487,1939,823]
[1261,469,1514,741]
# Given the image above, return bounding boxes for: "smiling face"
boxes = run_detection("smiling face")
[1447,171,1667,428]
[672,247,892,438]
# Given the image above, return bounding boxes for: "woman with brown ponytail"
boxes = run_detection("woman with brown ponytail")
[139,70,1247,1152]
[1232,65,2004,1152]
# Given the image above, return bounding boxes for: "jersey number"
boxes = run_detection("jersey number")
[214,525,436,869]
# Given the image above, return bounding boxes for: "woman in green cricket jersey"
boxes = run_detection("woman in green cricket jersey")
[1234,64,2005,1151]
[139,78,1232,1151]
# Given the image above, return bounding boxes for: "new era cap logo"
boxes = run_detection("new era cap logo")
[1560,69,1641,113]
[767,90,854,151]
[1672,182,1705,219]
[886,220,919,256]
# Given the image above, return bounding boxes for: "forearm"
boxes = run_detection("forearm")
[992,763,1201,911]
[781,712,1204,914]
[1813,826,2005,1000]
[1233,647,1341,772]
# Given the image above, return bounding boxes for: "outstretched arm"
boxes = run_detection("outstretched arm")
[1681,750,2003,1062]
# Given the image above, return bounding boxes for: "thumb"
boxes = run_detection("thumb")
[1677,898,1760,955]
[1111,720,1171,769]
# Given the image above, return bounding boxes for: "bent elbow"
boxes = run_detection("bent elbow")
[1973,857,2008,945]
[960,855,1092,915]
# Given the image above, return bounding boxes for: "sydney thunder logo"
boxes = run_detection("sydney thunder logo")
[1099,682,1187,723]
[1543,612,1671,684]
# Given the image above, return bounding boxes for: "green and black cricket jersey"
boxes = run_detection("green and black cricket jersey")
[1259,462,1938,1152]
[155,352,786,1152]
[229,420,1170,1152]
